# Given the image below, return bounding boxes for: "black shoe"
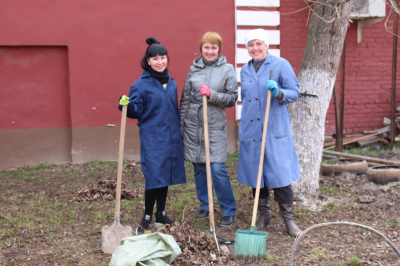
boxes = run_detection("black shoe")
[155,211,174,227]
[219,216,236,227]
[136,214,151,235]
[197,210,209,219]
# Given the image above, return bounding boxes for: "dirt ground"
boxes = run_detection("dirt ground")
[1,151,400,265]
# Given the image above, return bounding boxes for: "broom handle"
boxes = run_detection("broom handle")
[251,70,273,226]
[115,105,127,223]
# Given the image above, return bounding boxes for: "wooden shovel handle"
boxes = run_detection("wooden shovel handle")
[251,70,273,226]
[202,95,215,229]
[115,105,127,222]
[203,95,220,254]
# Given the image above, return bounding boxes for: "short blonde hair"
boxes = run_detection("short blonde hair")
[200,32,223,54]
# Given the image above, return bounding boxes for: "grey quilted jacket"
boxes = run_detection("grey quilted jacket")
[179,55,238,163]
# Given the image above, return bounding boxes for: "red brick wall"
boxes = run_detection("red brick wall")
[280,1,400,135]
[0,0,238,169]
[0,0,237,129]
[279,0,308,74]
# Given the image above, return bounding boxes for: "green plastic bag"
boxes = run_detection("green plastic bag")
[110,232,182,266]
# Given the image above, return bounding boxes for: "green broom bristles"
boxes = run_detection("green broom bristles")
[234,226,267,264]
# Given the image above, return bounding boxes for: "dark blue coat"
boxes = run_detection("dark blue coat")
[122,70,186,190]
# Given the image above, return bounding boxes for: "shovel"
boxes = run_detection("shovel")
[202,95,220,254]
[101,105,132,254]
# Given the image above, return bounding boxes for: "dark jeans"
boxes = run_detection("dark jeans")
[193,163,237,216]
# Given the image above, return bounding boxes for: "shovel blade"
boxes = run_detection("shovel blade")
[101,222,132,254]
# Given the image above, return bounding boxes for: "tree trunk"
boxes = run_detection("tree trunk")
[290,1,353,200]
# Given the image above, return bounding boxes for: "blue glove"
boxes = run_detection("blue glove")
[266,80,279,98]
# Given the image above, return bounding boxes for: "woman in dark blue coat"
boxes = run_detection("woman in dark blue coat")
[119,37,186,235]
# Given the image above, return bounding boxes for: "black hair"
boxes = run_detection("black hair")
[140,37,168,70]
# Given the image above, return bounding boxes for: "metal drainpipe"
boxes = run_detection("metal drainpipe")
[335,37,346,152]
[334,83,341,150]
[391,0,399,147]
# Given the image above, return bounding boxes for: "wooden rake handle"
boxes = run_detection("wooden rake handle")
[115,105,127,223]
[251,70,273,226]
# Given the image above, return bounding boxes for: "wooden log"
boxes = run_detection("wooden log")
[324,135,362,148]
[322,154,337,160]
[357,136,380,147]
[323,150,400,166]
[367,162,385,167]
[324,128,390,149]
[363,126,390,135]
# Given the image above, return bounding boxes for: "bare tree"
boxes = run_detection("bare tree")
[290,0,353,200]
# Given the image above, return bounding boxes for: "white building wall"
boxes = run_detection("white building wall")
[235,0,280,120]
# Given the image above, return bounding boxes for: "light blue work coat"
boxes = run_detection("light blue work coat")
[237,54,301,188]
[122,70,186,190]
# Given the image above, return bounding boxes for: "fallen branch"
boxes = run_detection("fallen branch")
[323,150,400,166]
[322,153,384,167]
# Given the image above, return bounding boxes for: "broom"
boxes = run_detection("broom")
[234,70,273,263]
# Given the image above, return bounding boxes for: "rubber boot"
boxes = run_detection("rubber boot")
[278,203,302,237]
[256,197,271,231]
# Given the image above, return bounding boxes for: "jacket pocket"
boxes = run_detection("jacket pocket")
[209,109,226,130]
[139,125,169,151]
[269,113,290,139]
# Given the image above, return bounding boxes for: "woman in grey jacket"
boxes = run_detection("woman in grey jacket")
[180,32,238,227]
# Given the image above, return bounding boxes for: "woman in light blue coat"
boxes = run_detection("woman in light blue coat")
[237,29,302,237]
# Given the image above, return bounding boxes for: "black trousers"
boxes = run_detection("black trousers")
[252,185,293,204]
